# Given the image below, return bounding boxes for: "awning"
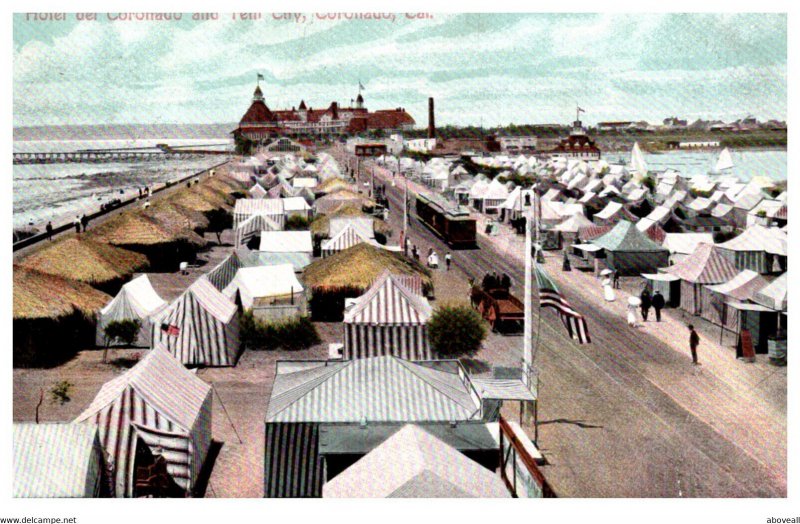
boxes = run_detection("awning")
[471,378,536,401]
[725,301,775,312]
[573,243,603,252]
[641,273,681,282]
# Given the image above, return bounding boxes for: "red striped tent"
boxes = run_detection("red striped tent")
[321,222,380,258]
[75,348,212,497]
[343,271,433,360]
[151,276,241,367]
[661,243,739,316]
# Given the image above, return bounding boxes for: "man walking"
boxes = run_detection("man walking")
[652,290,665,322]
[80,214,89,232]
[45,221,53,241]
[688,324,700,365]
[74,216,82,234]
[640,289,652,322]
[445,252,452,271]
[613,269,621,289]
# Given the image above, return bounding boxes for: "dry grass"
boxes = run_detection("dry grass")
[88,210,206,247]
[17,237,148,285]
[146,200,210,232]
[315,177,352,195]
[303,243,431,292]
[13,265,112,320]
[310,203,390,237]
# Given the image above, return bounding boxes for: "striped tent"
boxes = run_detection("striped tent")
[343,272,433,360]
[264,356,484,498]
[233,198,285,233]
[234,213,283,249]
[75,348,212,497]
[701,270,769,329]
[14,423,108,498]
[248,183,267,199]
[716,225,787,274]
[205,250,250,291]
[322,222,380,257]
[95,275,167,347]
[661,243,739,316]
[150,276,241,367]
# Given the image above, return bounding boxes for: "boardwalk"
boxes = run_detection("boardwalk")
[343,149,786,498]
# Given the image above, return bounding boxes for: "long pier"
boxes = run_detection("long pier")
[13,149,229,165]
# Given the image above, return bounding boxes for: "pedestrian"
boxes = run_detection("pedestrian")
[45,221,53,241]
[74,216,81,234]
[428,251,439,269]
[405,237,411,257]
[482,273,493,290]
[602,277,616,302]
[640,289,652,322]
[652,290,665,322]
[688,324,700,365]
[613,269,621,289]
[412,245,419,261]
[80,214,89,232]
[627,302,638,327]
[445,252,452,271]
[501,273,511,290]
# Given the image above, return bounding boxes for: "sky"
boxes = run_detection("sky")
[12,13,787,128]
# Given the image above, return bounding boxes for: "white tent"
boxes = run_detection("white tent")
[14,423,107,498]
[322,425,510,498]
[224,265,304,310]
[752,272,787,311]
[96,275,167,347]
[76,348,212,497]
[630,142,648,179]
[259,231,313,254]
[151,276,241,367]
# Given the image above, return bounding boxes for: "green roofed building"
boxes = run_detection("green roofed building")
[591,220,670,275]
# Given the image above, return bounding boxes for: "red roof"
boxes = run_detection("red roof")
[552,134,601,154]
[367,109,415,129]
[240,100,274,124]
[578,225,612,241]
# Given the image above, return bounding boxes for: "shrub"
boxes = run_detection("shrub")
[427,303,487,358]
[285,215,310,231]
[103,319,141,347]
[206,208,233,244]
[50,380,73,405]
[240,311,321,351]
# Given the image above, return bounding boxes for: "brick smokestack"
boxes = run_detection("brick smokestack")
[427,97,436,139]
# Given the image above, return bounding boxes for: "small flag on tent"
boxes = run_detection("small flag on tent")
[534,263,591,344]
[161,324,180,336]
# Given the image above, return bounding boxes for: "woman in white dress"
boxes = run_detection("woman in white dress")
[602,277,616,302]
[627,296,641,327]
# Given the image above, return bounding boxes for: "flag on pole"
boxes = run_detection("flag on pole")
[257,73,265,81]
[534,262,591,344]
[358,80,365,91]
[577,106,585,113]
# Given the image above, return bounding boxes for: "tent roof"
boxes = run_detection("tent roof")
[717,225,787,256]
[662,233,714,255]
[751,272,787,311]
[329,217,374,239]
[224,264,303,303]
[592,220,668,253]
[705,270,769,301]
[594,201,625,220]
[233,198,284,217]
[100,274,166,317]
[259,231,313,253]
[266,356,480,423]
[14,423,101,498]
[322,222,380,252]
[166,275,237,324]
[322,425,510,498]
[344,271,432,325]
[281,196,311,211]
[76,347,211,431]
[552,213,593,233]
[662,243,738,284]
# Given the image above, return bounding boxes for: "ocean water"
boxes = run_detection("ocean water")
[608,149,787,181]
[13,138,233,229]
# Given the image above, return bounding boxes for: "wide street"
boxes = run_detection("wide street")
[336,147,787,498]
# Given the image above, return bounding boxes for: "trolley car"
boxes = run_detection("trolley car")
[415,193,477,248]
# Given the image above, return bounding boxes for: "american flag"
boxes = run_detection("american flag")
[161,324,180,337]
[534,262,591,344]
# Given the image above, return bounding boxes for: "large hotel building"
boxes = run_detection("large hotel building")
[232,85,415,143]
